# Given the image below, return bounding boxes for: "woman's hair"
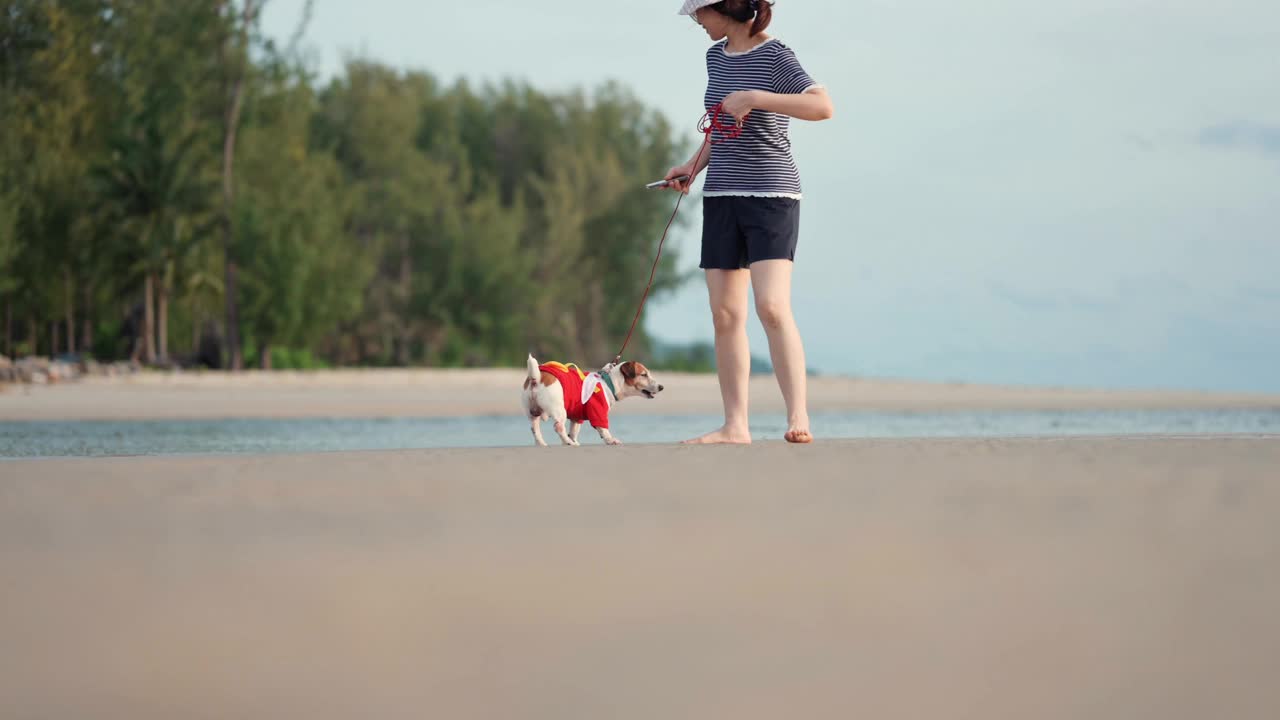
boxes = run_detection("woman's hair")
[708,0,774,37]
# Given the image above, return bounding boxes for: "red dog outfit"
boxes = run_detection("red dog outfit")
[538,361,612,429]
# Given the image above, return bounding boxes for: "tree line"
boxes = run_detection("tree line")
[1,0,698,370]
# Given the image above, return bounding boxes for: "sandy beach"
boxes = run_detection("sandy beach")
[3,368,1279,421]
[3,437,1279,719]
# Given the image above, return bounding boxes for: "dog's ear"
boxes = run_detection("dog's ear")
[619,361,637,380]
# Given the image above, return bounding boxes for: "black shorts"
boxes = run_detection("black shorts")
[700,195,801,270]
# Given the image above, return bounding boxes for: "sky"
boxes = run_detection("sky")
[262,0,1280,393]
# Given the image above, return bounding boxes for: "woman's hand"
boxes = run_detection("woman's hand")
[663,162,696,193]
[721,90,758,126]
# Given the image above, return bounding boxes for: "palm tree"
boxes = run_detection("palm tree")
[94,97,216,364]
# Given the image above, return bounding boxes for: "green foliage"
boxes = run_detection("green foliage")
[0,2,693,368]
[652,340,717,374]
[0,164,19,297]
[270,347,331,370]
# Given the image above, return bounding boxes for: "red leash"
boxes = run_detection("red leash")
[611,103,743,365]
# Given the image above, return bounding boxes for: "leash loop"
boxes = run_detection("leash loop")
[698,102,744,144]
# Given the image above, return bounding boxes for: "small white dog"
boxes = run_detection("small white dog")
[521,354,663,446]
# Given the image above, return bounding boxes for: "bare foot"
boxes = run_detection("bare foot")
[682,426,752,445]
[785,417,813,444]
[784,429,813,444]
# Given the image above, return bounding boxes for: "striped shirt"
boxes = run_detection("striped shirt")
[703,37,819,199]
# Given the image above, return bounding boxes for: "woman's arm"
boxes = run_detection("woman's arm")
[687,143,712,173]
[723,87,835,123]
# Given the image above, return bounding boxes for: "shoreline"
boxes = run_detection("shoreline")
[3,368,1279,422]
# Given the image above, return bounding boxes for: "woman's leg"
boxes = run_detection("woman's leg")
[683,268,753,444]
[750,259,812,443]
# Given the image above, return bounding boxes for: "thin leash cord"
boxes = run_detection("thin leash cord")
[611,103,742,365]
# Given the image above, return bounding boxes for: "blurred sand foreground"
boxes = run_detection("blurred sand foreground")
[3,437,1279,719]
[3,368,1279,420]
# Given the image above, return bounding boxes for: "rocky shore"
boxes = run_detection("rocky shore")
[0,355,140,387]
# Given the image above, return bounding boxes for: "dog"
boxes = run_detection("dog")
[521,354,663,446]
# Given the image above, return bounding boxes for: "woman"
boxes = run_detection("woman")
[665,0,834,445]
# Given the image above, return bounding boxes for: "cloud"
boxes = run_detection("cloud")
[1198,122,1280,156]
[1240,286,1280,303]
[988,282,1118,313]
[1122,132,1156,152]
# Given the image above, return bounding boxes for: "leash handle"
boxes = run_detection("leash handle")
[698,102,744,143]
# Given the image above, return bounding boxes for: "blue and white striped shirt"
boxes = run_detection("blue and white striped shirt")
[702,37,819,199]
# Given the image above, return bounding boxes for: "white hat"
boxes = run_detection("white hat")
[677,0,721,18]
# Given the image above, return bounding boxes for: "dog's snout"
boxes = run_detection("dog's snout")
[658,384,665,392]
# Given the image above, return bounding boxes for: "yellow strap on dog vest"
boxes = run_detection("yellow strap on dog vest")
[543,361,599,394]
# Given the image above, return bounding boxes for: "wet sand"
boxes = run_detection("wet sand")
[3,437,1279,719]
[3,368,1278,421]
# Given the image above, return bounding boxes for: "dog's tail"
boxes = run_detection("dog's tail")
[526,353,540,381]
